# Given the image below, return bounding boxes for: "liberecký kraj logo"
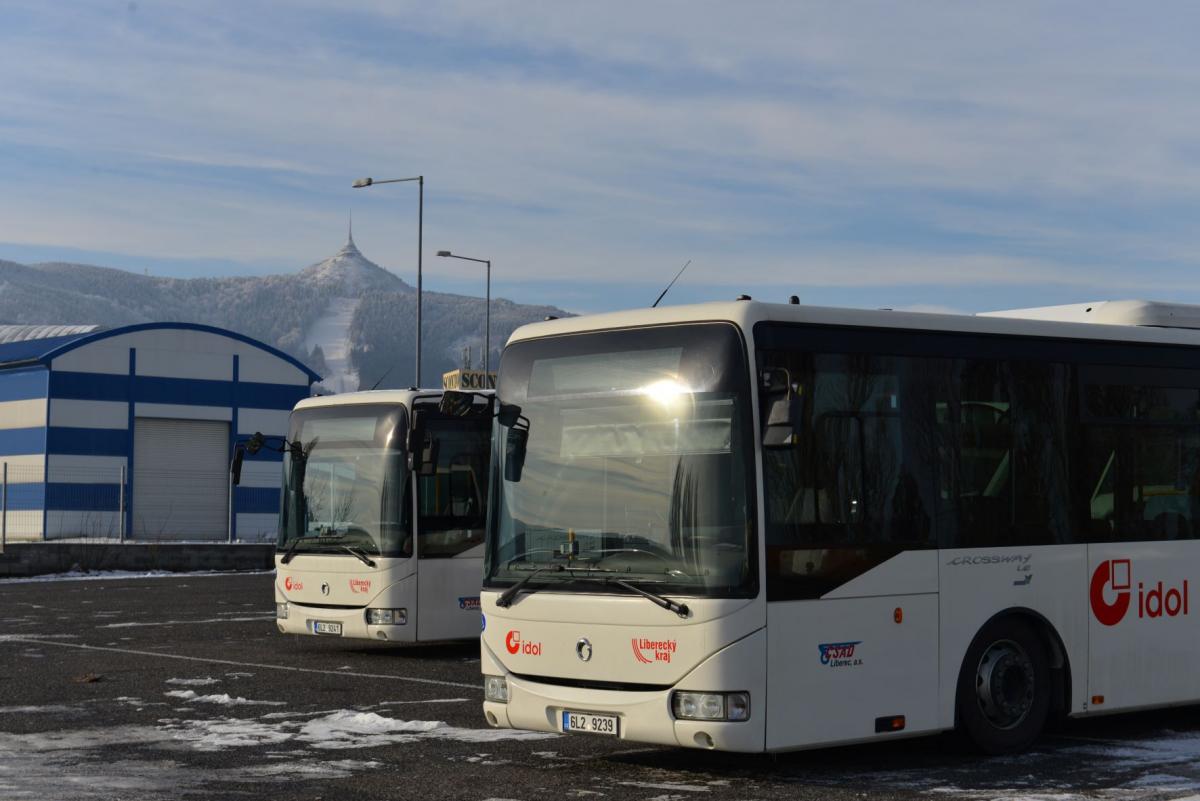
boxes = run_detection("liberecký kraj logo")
[1090,558,1189,626]
[631,637,677,664]
[458,596,481,611]
[818,641,863,668]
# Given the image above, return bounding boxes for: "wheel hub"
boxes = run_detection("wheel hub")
[975,639,1035,730]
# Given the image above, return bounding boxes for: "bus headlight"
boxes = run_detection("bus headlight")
[484,676,509,703]
[366,608,407,625]
[671,691,750,722]
[276,602,288,620]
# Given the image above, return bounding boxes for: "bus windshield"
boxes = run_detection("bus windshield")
[280,404,408,558]
[486,323,757,598]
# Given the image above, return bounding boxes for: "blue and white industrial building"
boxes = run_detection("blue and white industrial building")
[0,323,319,542]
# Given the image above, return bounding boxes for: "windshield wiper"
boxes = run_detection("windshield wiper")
[341,545,377,568]
[279,537,305,564]
[495,564,566,608]
[604,576,690,618]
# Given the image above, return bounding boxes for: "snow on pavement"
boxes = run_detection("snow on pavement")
[164,690,286,706]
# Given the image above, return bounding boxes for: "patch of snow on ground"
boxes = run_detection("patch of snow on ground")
[230,759,382,780]
[296,711,441,749]
[293,710,557,750]
[0,724,383,799]
[0,705,76,714]
[165,677,221,687]
[160,717,295,752]
[164,690,285,706]
[619,780,711,793]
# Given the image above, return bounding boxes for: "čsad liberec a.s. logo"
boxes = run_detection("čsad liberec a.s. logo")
[817,641,862,667]
[1090,559,1190,626]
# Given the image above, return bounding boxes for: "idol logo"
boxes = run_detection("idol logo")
[283,576,302,591]
[1090,559,1132,626]
[505,630,541,656]
[1090,559,1189,626]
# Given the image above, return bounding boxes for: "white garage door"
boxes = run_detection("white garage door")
[133,418,230,540]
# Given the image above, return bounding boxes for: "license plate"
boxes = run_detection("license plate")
[562,711,619,736]
[311,620,342,636]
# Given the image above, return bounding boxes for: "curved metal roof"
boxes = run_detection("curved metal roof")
[0,322,320,383]
[0,324,101,343]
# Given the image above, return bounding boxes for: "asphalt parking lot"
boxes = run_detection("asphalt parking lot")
[3,573,1200,801]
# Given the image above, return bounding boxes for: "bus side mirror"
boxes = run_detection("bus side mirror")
[230,444,245,486]
[761,368,803,448]
[498,402,522,428]
[504,427,528,482]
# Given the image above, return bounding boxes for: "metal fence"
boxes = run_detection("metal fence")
[0,461,273,546]
[1,463,126,546]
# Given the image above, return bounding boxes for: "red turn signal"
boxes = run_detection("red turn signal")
[893,607,903,624]
[874,715,906,733]
[1091,695,1105,705]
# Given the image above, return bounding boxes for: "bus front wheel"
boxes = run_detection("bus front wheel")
[956,617,1051,754]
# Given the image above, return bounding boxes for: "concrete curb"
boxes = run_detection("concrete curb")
[0,542,275,578]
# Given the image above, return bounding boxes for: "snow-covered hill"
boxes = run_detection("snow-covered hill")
[297,233,410,296]
[0,235,570,390]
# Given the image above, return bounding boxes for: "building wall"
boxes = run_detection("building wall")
[39,328,311,541]
[0,366,48,541]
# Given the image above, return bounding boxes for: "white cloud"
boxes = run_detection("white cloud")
[3,2,1200,299]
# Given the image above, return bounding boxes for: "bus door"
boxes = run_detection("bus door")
[413,411,491,641]
[759,349,941,747]
[1084,414,1200,711]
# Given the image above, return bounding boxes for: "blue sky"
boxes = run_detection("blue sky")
[3,2,1200,314]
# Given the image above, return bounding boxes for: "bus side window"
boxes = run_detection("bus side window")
[1081,424,1200,542]
[1080,376,1200,542]
[935,360,1073,549]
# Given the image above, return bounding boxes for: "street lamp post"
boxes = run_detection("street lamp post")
[437,250,491,375]
[352,175,424,386]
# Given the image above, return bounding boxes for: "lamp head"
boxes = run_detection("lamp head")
[352,177,373,188]
[437,250,452,257]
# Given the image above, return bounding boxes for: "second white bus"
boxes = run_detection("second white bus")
[248,389,491,644]
[480,298,1200,753]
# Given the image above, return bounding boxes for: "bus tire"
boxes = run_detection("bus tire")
[956,616,1051,754]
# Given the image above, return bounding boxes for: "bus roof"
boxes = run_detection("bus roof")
[294,388,446,411]
[506,299,1200,350]
[978,300,1200,329]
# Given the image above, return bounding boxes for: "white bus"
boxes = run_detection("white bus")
[241,389,491,643]
[480,299,1200,753]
